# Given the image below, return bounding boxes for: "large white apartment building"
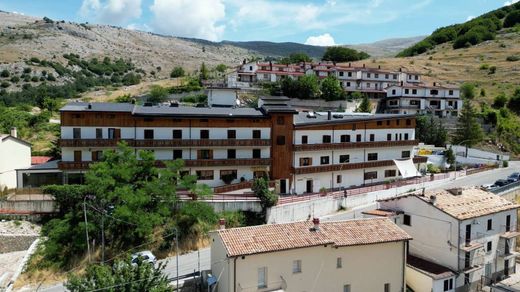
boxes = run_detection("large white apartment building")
[384,83,462,117]
[210,217,411,292]
[364,188,519,291]
[57,99,425,194]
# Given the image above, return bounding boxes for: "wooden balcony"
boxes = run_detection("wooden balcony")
[59,139,131,147]
[294,140,419,151]
[294,157,427,175]
[133,139,271,147]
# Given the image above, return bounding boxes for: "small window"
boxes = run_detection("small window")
[387,133,392,141]
[173,130,182,139]
[336,175,342,184]
[339,155,349,163]
[384,283,390,292]
[320,156,330,165]
[444,278,454,291]
[348,72,352,77]
[367,73,371,78]
[487,241,492,252]
[377,121,382,126]
[385,170,397,177]
[402,151,411,158]
[449,90,454,95]
[73,128,81,139]
[276,136,285,145]
[252,149,261,159]
[144,129,154,139]
[173,150,183,159]
[337,257,342,268]
[356,134,362,142]
[343,284,351,292]
[406,119,412,126]
[196,170,214,180]
[404,133,409,140]
[339,71,344,77]
[108,128,116,139]
[391,89,396,95]
[369,134,375,142]
[403,214,411,226]
[301,135,308,144]
[464,273,470,284]
[405,89,409,94]
[200,130,209,139]
[412,89,417,94]
[220,169,237,181]
[367,153,378,161]
[258,267,267,288]
[487,219,492,231]
[375,73,379,78]
[340,135,350,143]
[352,124,357,131]
[364,171,377,180]
[91,151,102,161]
[322,135,332,143]
[292,260,302,273]
[252,130,261,139]
[300,157,312,166]
[393,74,397,79]
[227,130,236,139]
[277,116,285,125]
[95,128,102,139]
[198,149,212,160]
[227,149,236,159]
[396,119,400,126]
[74,150,82,162]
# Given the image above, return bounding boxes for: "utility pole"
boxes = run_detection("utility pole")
[176,228,179,291]
[83,197,91,263]
[101,210,105,264]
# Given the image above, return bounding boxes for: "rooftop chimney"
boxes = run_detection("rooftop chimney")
[447,188,463,196]
[348,62,351,67]
[311,218,320,231]
[10,127,17,138]
[327,111,332,120]
[131,98,136,104]
[378,65,381,69]
[430,195,436,205]
[363,63,366,68]
[399,68,402,72]
[219,218,226,230]
[433,82,437,86]
[87,103,92,109]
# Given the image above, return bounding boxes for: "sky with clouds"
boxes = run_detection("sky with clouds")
[0,0,516,45]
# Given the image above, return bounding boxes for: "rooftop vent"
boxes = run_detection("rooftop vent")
[87,103,92,109]
[430,195,437,205]
[447,188,463,196]
[169,101,179,107]
[306,112,316,119]
[333,114,343,119]
[310,218,320,231]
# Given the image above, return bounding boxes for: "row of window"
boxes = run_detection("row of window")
[391,88,455,96]
[302,132,410,144]
[337,71,399,81]
[299,151,410,167]
[72,128,266,140]
[71,148,264,162]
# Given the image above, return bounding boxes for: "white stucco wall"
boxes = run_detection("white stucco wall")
[0,137,31,189]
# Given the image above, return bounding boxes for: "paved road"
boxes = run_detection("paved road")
[324,162,520,222]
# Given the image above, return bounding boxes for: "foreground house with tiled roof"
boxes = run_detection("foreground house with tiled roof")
[210,217,411,292]
[366,188,519,291]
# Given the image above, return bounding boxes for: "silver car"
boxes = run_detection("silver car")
[131,250,157,266]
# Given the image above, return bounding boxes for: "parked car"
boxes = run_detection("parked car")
[481,183,495,190]
[494,179,509,187]
[131,250,157,266]
[507,172,520,182]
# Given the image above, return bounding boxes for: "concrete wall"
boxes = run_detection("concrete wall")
[0,235,38,253]
[184,200,262,213]
[0,200,56,213]
[406,266,433,292]
[212,236,406,292]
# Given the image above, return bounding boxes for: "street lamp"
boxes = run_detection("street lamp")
[453,139,472,180]
[83,195,94,263]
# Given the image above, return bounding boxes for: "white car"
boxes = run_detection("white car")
[481,183,495,190]
[131,250,157,266]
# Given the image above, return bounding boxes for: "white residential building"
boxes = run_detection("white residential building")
[0,128,31,190]
[210,217,411,292]
[365,188,519,291]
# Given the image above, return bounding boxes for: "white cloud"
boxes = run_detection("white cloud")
[305,33,336,46]
[466,15,475,21]
[149,0,225,41]
[504,0,519,6]
[80,0,142,25]
[126,23,151,32]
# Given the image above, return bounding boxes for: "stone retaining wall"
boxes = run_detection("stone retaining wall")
[0,235,39,253]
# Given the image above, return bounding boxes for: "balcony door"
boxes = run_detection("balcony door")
[505,259,510,277]
[306,180,313,194]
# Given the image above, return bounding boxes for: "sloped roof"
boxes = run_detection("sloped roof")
[214,218,411,257]
[407,255,455,280]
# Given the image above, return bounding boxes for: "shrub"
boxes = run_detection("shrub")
[504,10,520,28]
[23,67,31,74]
[30,57,40,63]
[46,73,56,81]
[479,64,490,70]
[31,76,39,82]
[0,69,11,78]
[503,160,509,167]
[427,164,441,174]
[10,76,20,83]
[506,55,520,62]
[493,93,508,108]
[488,66,497,74]
[0,81,10,88]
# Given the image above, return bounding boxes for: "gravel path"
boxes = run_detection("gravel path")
[0,220,41,236]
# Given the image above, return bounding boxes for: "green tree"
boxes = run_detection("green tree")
[66,257,172,292]
[215,64,227,73]
[252,178,278,213]
[320,76,344,101]
[415,115,448,146]
[322,47,370,62]
[445,146,456,168]
[296,75,320,99]
[493,93,508,108]
[199,62,209,81]
[280,52,313,64]
[355,95,371,113]
[453,99,484,147]
[170,66,185,78]
[147,85,169,104]
[508,88,520,113]
[504,10,520,27]
[42,96,60,112]
[460,83,475,99]
[0,69,10,78]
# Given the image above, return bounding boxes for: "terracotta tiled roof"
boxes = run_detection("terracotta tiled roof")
[31,156,52,165]
[381,187,519,220]
[214,218,411,257]
[407,255,455,280]
[362,209,398,217]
